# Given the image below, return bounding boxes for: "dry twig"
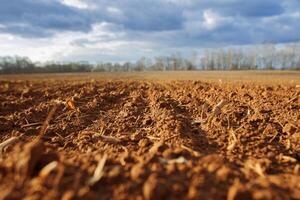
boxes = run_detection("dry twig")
[0,137,20,157]
[21,122,42,128]
[37,104,58,139]
[243,159,270,178]
[159,156,187,164]
[87,154,108,186]
[227,129,238,152]
[280,154,297,163]
[181,144,200,157]
[207,99,228,125]
[39,161,58,178]
[82,130,122,144]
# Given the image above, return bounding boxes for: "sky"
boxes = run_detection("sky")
[0,0,299,62]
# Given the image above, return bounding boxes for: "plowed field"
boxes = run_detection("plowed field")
[0,72,299,200]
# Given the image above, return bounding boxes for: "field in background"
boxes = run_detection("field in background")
[1,71,300,84]
[0,71,299,199]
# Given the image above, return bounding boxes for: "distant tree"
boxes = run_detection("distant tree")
[123,62,133,72]
[187,50,197,70]
[170,52,183,70]
[152,57,165,71]
[264,43,276,70]
[134,57,146,71]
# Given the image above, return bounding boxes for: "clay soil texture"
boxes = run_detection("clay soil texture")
[0,72,299,200]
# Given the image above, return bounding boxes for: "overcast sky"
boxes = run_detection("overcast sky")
[0,0,299,62]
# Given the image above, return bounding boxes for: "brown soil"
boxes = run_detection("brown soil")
[0,75,299,200]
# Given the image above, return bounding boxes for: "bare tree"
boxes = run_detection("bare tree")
[135,57,146,71]
[153,57,165,71]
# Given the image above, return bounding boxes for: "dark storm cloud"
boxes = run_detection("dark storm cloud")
[64,1,183,35]
[234,0,284,17]
[191,0,284,17]
[0,0,92,37]
[0,0,299,47]
[94,0,184,31]
[0,0,184,37]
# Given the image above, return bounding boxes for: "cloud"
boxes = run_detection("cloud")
[0,22,151,62]
[178,0,284,17]
[61,0,96,10]
[0,0,299,62]
[0,0,92,37]
[220,0,284,17]
[91,0,184,31]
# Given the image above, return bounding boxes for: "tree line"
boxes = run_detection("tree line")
[0,43,299,74]
[201,43,300,70]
